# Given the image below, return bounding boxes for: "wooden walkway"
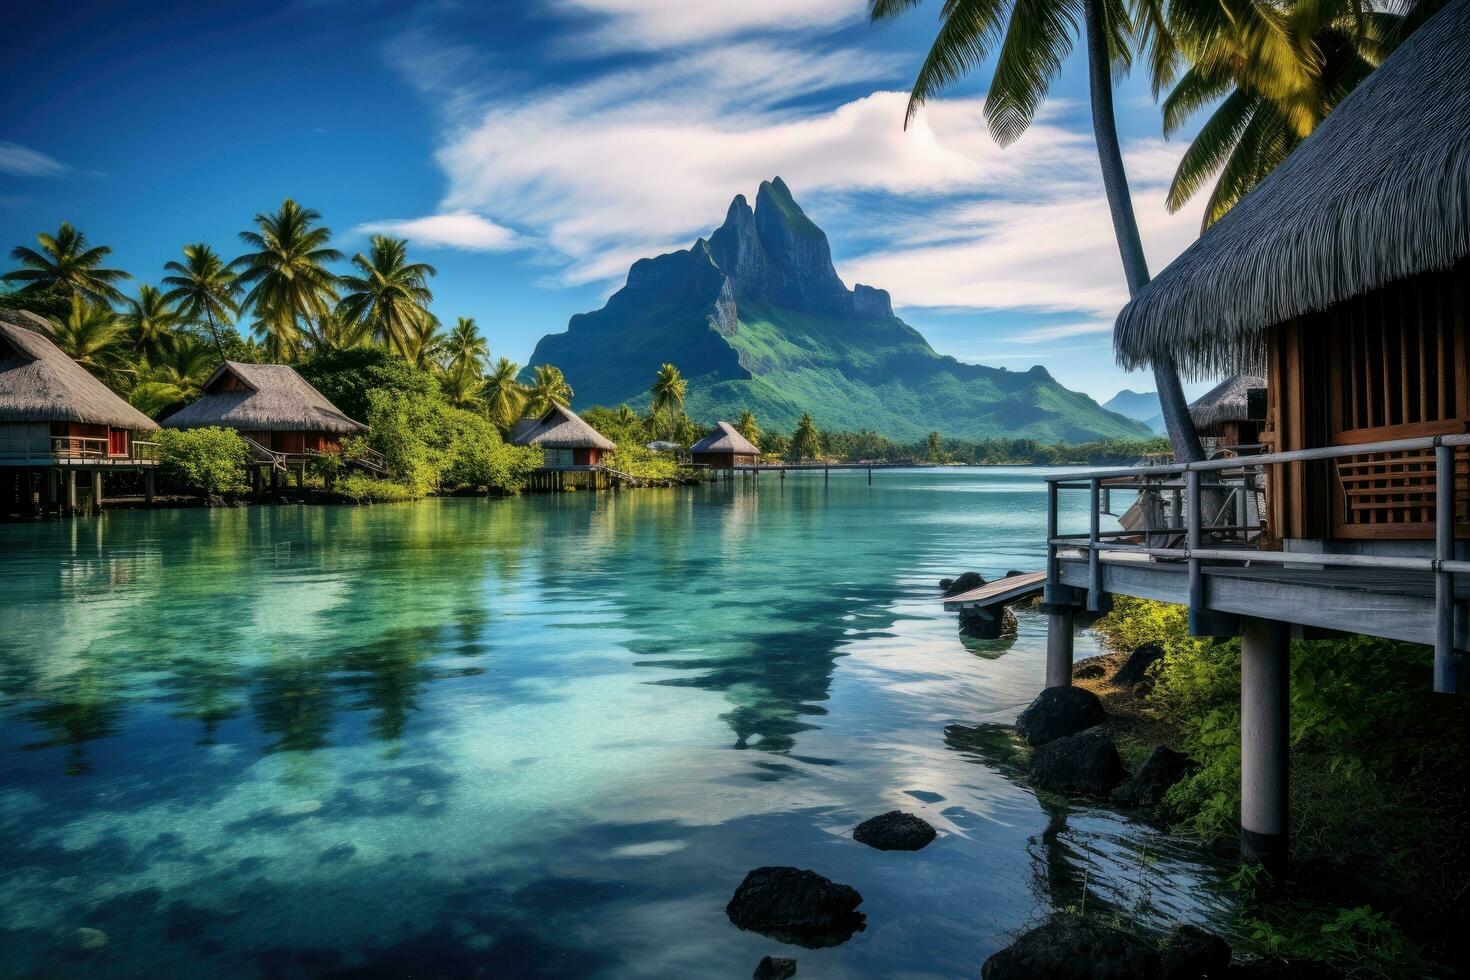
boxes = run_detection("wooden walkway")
[941,569,1047,610]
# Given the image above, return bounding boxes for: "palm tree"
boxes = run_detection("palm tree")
[736,410,762,446]
[401,315,445,372]
[1164,0,1406,228]
[482,357,528,429]
[233,199,342,362]
[614,404,640,429]
[789,412,821,462]
[45,297,128,381]
[307,308,374,351]
[129,334,217,416]
[444,317,489,378]
[162,243,240,358]
[525,364,573,416]
[123,284,182,362]
[649,363,688,415]
[871,0,1206,462]
[336,235,436,359]
[4,222,130,305]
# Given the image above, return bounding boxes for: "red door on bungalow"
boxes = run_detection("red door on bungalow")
[108,428,128,457]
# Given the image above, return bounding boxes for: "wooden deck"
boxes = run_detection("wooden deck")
[941,569,1047,610]
[1055,552,1467,649]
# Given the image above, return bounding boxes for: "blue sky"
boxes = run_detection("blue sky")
[1,0,1216,403]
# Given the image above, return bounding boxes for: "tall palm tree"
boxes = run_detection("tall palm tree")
[123,284,182,362]
[307,308,374,351]
[1164,0,1407,228]
[233,199,342,362]
[443,317,489,378]
[336,235,436,359]
[162,243,240,358]
[789,412,821,462]
[525,364,573,416]
[401,314,445,372]
[482,357,528,429]
[871,0,1206,462]
[45,297,128,381]
[614,404,640,430]
[4,222,130,305]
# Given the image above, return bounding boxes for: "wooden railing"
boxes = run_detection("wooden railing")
[0,437,160,462]
[1045,433,1470,693]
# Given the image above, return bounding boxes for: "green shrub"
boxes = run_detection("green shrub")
[156,427,249,495]
[308,449,346,485]
[365,387,540,496]
[334,475,415,503]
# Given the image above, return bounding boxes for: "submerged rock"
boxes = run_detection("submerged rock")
[754,955,797,979]
[1015,686,1107,747]
[318,842,357,863]
[1115,642,1165,686]
[942,572,986,597]
[981,914,1159,979]
[958,605,1017,640]
[1112,746,1197,808]
[1028,726,1127,797]
[852,811,936,851]
[726,867,865,948]
[1159,923,1232,978]
[72,927,108,951]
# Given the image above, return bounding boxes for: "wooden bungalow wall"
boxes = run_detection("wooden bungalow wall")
[1265,259,1469,542]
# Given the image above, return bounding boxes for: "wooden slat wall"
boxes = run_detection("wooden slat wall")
[1265,258,1469,542]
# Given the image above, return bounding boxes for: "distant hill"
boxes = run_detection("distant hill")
[1103,389,1169,435]
[525,178,1152,443]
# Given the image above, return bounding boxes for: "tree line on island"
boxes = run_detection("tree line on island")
[1,208,1168,498]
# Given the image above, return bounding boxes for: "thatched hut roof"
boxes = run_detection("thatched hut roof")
[1114,0,1470,379]
[0,313,158,429]
[509,402,615,451]
[1189,374,1265,430]
[163,361,366,433]
[690,421,760,456]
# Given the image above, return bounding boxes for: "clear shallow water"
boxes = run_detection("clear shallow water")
[0,468,1234,977]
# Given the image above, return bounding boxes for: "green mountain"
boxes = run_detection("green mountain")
[526,178,1151,443]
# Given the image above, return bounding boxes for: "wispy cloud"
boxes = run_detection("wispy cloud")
[354,211,520,252]
[0,141,71,178]
[550,0,868,51]
[1004,321,1116,343]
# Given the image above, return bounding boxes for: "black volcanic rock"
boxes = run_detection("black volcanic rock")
[852,811,936,851]
[981,914,1159,979]
[754,956,797,979]
[726,867,865,948]
[1028,727,1127,797]
[1015,686,1107,747]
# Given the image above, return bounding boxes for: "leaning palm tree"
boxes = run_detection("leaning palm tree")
[45,297,129,381]
[648,362,688,417]
[162,243,240,358]
[123,284,182,362]
[525,364,573,416]
[233,199,342,362]
[871,0,1206,461]
[4,222,130,305]
[1164,0,1407,228]
[482,357,528,429]
[336,235,436,359]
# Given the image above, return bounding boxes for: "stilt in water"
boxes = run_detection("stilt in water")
[1240,617,1290,876]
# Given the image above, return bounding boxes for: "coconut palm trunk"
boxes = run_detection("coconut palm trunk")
[1082,0,1203,463]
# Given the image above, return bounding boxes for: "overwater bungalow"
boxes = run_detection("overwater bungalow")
[1188,375,1265,456]
[163,360,380,489]
[1034,0,1467,871]
[0,312,160,515]
[689,421,761,470]
[509,402,617,490]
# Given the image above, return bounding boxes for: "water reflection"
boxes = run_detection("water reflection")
[0,473,1237,977]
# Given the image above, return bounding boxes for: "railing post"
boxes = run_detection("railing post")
[1046,479,1059,587]
[1187,467,1202,613]
[1234,474,1248,539]
[1087,477,1102,611]
[1434,443,1457,694]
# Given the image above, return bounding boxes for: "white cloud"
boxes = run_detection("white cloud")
[354,211,520,251]
[1004,321,1116,343]
[0,142,71,178]
[552,0,868,50]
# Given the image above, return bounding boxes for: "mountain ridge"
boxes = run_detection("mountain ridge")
[525,178,1152,443]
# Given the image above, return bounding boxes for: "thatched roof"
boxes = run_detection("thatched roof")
[163,361,366,433]
[509,402,615,450]
[690,421,760,456]
[1115,0,1470,378]
[0,314,158,430]
[1189,374,1265,429]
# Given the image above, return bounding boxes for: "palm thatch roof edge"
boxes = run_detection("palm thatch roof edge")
[0,315,158,430]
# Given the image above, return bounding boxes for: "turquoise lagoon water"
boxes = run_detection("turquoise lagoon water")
[0,468,1234,977]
